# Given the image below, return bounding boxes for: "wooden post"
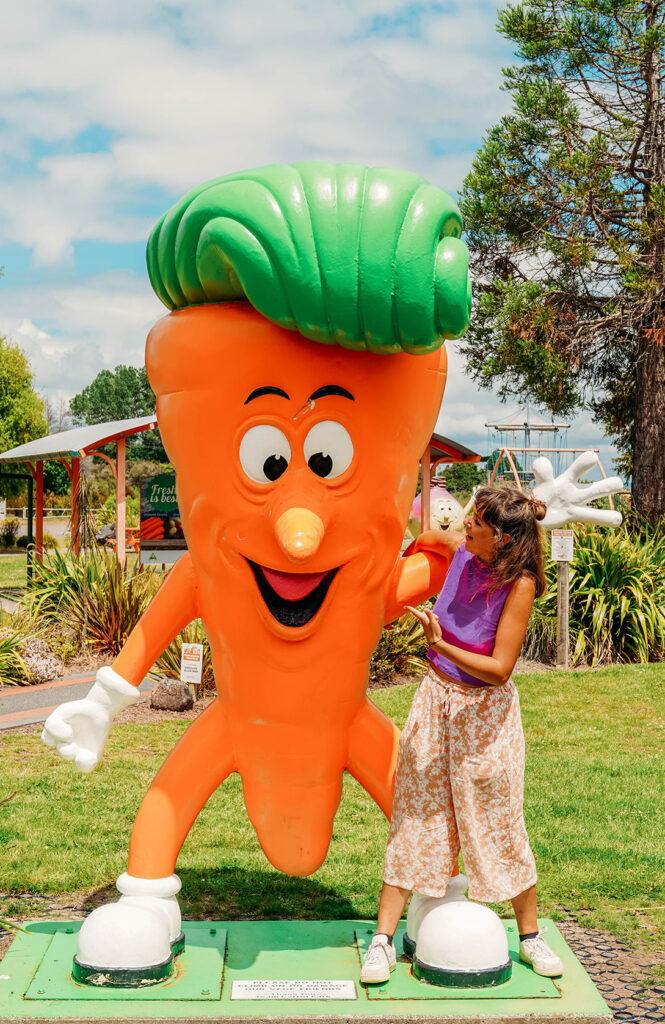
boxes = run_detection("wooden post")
[420,450,431,532]
[556,560,570,669]
[35,461,44,563]
[71,458,80,556]
[116,437,126,567]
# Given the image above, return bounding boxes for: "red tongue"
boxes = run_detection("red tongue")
[261,566,329,601]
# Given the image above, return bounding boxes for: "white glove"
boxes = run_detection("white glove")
[41,667,140,772]
[532,451,624,529]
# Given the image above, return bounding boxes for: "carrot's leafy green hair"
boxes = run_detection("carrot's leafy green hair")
[147,162,471,354]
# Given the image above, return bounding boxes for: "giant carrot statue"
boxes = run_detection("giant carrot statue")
[42,163,471,983]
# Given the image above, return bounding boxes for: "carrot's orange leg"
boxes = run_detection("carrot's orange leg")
[382,550,451,625]
[346,697,401,819]
[113,553,199,686]
[128,698,234,878]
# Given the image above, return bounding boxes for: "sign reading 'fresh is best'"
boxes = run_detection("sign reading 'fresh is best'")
[140,473,187,565]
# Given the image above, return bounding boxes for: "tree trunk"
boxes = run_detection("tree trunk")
[632,327,665,519]
[632,3,665,520]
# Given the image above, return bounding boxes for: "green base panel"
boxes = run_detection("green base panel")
[0,918,611,1022]
[357,924,555,999]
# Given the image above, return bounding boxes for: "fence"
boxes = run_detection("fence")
[4,507,72,519]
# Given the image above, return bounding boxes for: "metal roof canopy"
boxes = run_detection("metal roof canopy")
[0,416,157,463]
[429,432,481,464]
[0,416,158,567]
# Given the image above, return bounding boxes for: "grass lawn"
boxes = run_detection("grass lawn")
[0,551,147,594]
[0,665,663,954]
[0,553,27,590]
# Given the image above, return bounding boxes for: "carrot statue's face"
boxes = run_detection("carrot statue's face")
[147,303,446,647]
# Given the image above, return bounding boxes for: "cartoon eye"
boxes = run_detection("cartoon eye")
[303,421,353,479]
[239,425,291,483]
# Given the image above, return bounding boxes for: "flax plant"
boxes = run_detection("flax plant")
[527,525,665,666]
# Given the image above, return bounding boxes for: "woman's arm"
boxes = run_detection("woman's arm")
[405,575,536,686]
[406,529,466,558]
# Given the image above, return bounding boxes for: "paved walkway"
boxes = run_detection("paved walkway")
[0,673,154,731]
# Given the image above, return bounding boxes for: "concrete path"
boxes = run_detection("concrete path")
[0,672,154,731]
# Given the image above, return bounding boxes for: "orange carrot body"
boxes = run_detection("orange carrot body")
[114,303,452,878]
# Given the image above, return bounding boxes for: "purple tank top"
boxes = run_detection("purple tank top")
[427,543,512,687]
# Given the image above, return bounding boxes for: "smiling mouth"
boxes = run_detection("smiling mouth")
[246,560,339,628]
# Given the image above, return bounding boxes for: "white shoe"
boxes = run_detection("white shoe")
[74,873,183,985]
[519,932,563,977]
[360,934,397,984]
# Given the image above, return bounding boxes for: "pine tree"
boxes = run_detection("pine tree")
[460,0,665,519]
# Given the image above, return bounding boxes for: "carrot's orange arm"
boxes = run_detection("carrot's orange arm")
[346,697,401,819]
[112,553,199,686]
[382,550,451,625]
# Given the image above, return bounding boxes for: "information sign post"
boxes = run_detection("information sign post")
[551,529,574,670]
[180,642,204,699]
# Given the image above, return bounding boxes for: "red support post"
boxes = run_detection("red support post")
[35,461,44,563]
[420,448,431,533]
[116,437,126,566]
[71,458,80,556]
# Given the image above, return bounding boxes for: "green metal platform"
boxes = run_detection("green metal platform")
[0,918,611,1022]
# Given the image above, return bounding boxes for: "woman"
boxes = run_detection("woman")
[361,487,563,983]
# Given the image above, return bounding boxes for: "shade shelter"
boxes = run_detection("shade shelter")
[0,416,157,565]
[419,432,482,531]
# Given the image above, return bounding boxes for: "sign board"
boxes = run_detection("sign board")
[140,474,187,565]
[231,979,357,1000]
[180,643,203,686]
[551,529,574,562]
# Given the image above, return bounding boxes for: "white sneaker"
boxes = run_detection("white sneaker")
[519,932,563,977]
[360,934,397,984]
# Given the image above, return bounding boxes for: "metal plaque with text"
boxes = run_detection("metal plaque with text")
[231,979,357,1000]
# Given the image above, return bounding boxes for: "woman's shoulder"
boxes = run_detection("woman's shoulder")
[508,573,537,599]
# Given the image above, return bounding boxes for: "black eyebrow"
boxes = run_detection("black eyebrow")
[307,385,355,402]
[244,386,290,405]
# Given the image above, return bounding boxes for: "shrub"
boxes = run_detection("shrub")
[96,494,140,530]
[0,630,63,685]
[527,525,665,666]
[22,548,162,657]
[23,549,92,619]
[16,536,28,549]
[370,607,431,685]
[63,550,162,655]
[0,518,20,548]
[152,619,215,692]
[0,631,30,686]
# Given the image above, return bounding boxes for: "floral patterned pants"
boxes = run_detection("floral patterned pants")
[383,668,537,903]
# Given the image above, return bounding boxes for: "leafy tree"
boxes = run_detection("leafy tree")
[442,462,487,494]
[0,335,47,499]
[0,336,47,453]
[70,364,167,462]
[459,0,665,519]
[43,460,70,496]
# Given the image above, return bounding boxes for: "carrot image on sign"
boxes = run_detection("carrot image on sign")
[42,163,471,983]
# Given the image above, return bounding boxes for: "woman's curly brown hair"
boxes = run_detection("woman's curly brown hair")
[473,487,547,598]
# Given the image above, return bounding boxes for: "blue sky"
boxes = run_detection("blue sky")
[0,0,618,474]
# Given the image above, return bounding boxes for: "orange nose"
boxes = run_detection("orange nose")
[275,507,324,561]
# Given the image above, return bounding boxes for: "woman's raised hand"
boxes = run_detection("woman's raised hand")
[404,605,443,646]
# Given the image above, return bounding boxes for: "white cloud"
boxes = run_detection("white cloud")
[0,1,511,260]
[2,272,162,395]
[0,1,619,472]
